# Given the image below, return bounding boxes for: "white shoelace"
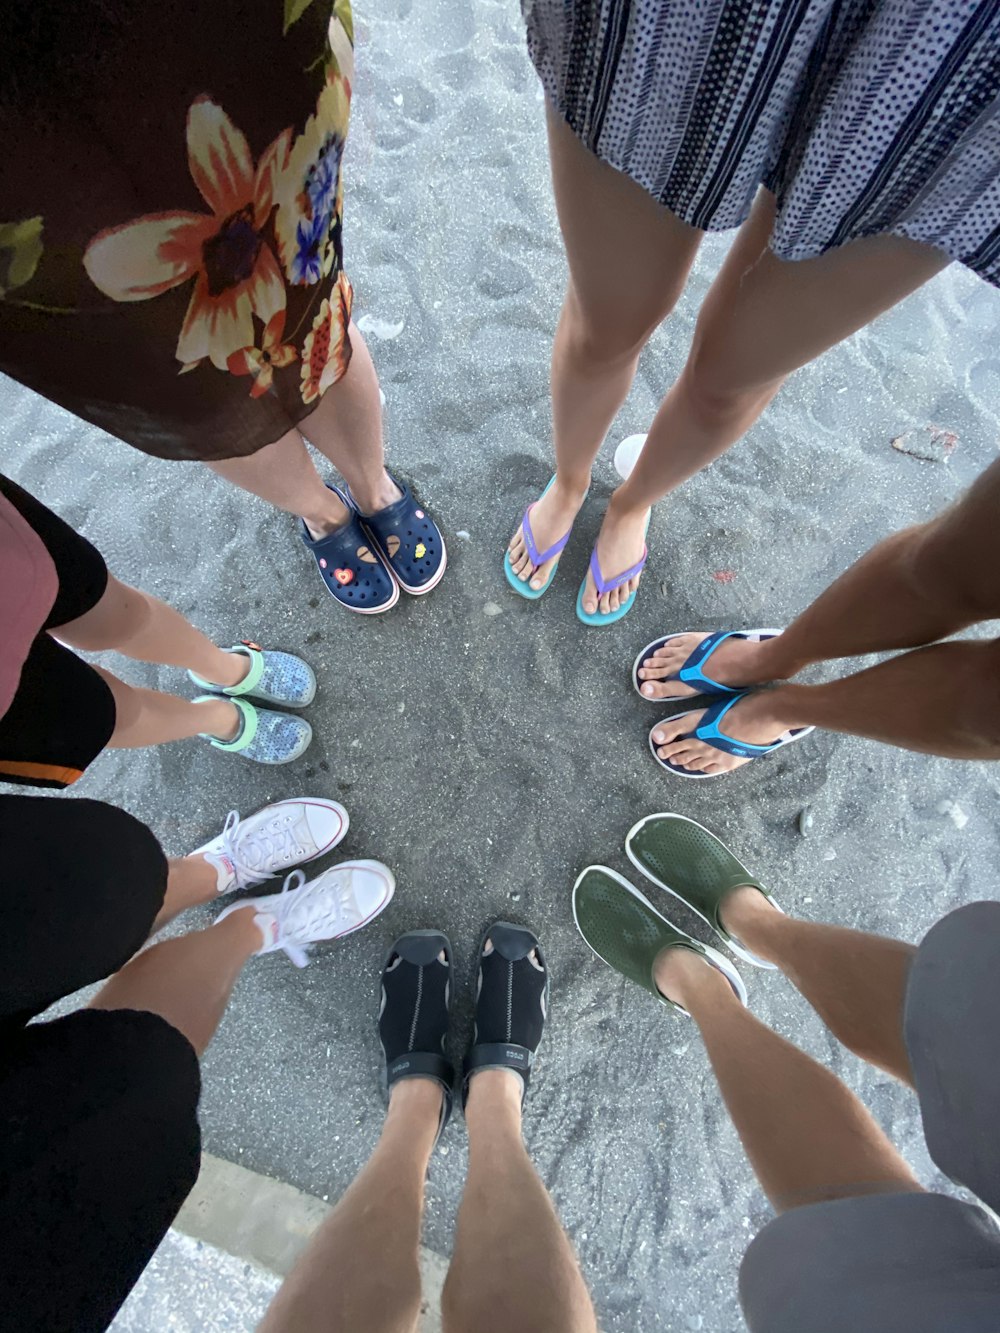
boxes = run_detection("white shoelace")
[219,809,311,890]
[273,868,358,967]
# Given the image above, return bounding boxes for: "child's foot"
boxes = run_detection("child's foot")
[190,799,349,894]
[196,696,313,764]
[507,476,588,592]
[579,495,649,617]
[216,859,395,967]
[352,473,447,596]
[190,643,317,707]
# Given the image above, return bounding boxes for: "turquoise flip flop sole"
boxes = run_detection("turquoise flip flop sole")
[575,511,651,627]
[575,581,639,626]
[504,549,558,600]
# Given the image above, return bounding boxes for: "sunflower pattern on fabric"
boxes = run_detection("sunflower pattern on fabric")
[82,8,353,401]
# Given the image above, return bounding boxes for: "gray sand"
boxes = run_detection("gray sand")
[4,1,1000,1328]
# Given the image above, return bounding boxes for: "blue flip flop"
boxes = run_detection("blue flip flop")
[632,628,783,701]
[576,514,651,627]
[301,484,399,614]
[504,475,582,600]
[351,474,447,596]
[649,693,814,779]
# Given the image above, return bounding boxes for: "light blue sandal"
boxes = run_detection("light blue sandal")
[504,476,583,601]
[189,642,316,707]
[196,696,313,765]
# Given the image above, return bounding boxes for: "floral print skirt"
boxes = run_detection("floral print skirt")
[0,1,356,461]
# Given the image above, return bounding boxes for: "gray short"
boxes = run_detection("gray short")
[739,902,1000,1333]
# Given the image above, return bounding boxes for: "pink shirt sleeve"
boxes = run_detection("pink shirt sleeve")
[0,491,58,718]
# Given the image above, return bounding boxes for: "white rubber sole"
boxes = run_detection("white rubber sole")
[624,812,782,969]
[572,863,748,1015]
[391,537,448,597]
[648,710,815,780]
[632,628,784,701]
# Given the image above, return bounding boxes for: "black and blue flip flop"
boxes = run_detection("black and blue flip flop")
[462,921,548,1110]
[379,930,455,1145]
[301,483,399,614]
[351,474,447,596]
[633,628,783,702]
[649,693,814,779]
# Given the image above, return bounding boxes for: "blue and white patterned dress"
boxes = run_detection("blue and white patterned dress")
[523,0,1000,284]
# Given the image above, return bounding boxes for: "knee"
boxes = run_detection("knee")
[681,339,781,427]
[562,285,667,370]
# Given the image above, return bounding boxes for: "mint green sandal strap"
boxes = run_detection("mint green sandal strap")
[196,695,259,752]
[189,645,264,698]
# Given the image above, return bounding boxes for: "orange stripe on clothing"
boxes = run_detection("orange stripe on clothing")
[0,759,83,786]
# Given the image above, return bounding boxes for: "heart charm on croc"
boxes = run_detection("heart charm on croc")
[301,483,399,615]
[348,473,447,596]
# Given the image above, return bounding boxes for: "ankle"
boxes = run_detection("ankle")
[303,491,351,538]
[387,1076,444,1126]
[196,698,242,742]
[465,1068,524,1127]
[720,885,780,951]
[203,647,250,690]
[351,470,401,516]
[606,485,650,524]
[551,470,590,504]
[653,946,731,1010]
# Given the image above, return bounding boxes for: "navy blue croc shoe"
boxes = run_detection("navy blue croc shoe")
[352,474,447,596]
[301,484,399,614]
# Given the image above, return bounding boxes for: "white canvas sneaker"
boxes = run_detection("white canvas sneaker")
[217,860,395,967]
[191,799,349,894]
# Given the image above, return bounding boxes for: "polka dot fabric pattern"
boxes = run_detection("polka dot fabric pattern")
[245,709,313,765]
[523,0,1000,285]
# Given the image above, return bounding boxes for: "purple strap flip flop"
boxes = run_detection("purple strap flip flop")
[503,475,581,601]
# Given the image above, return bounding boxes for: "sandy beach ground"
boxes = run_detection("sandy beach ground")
[4,1,1000,1328]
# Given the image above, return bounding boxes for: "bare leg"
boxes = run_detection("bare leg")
[655,950,922,1212]
[443,1070,597,1333]
[152,855,223,932]
[54,575,247,687]
[584,189,949,615]
[207,428,351,538]
[651,634,1000,772]
[260,1079,441,1333]
[96,666,240,749]
[207,327,397,536]
[507,104,702,595]
[89,908,262,1055]
[722,889,915,1083]
[639,456,1000,700]
[300,324,400,515]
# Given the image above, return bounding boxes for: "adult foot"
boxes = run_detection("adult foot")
[651,692,797,775]
[190,644,317,707]
[462,922,547,1108]
[637,631,780,701]
[303,488,354,541]
[380,930,454,1141]
[216,858,395,966]
[349,470,404,517]
[507,476,588,592]
[190,798,349,894]
[580,495,649,617]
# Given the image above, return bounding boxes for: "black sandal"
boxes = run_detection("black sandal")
[379,930,455,1143]
[462,921,549,1110]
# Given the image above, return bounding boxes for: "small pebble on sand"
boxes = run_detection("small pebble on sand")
[483,601,503,616]
[891,424,958,463]
[797,807,814,836]
[821,848,837,861]
[456,530,471,540]
[937,798,969,829]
